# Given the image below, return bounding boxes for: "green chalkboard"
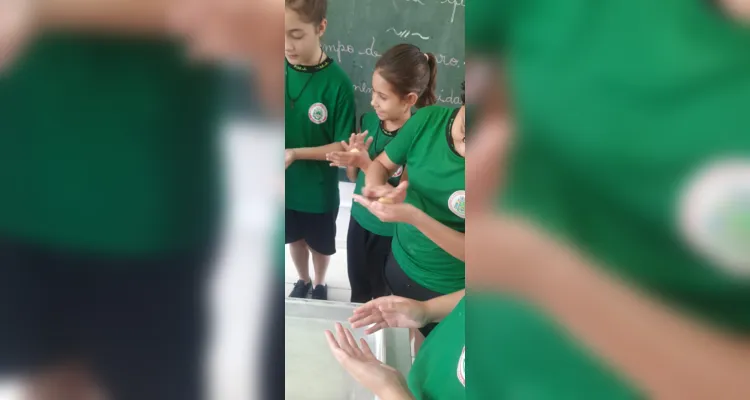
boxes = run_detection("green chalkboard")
[323,0,465,122]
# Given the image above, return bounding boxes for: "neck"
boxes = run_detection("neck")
[298,47,325,66]
[383,110,411,131]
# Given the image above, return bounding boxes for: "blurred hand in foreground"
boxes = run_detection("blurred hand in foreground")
[169,0,284,111]
[349,296,430,335]
[325,323,414,400]
[0,0,37,74]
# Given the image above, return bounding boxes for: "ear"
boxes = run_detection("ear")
[405,92,419,108]
[318,18,328,37]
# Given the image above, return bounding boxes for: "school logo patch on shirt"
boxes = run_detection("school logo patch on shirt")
[457,347,465,387]
[679,158,750,277]
[392,166,404,178]
[308,103,328,124]
[448,190,466,219]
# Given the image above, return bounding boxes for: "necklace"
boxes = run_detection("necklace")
[286,49,325,110]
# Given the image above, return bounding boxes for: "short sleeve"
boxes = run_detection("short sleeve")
[384,116,421,166]
[334,86,356,143]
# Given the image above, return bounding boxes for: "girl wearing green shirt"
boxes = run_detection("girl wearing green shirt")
[325,291,466,400]
[354,94,466,338]
[326,43,438,304]
[463,0,750,398]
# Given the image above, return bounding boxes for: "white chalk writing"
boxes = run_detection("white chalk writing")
[323,41,355,63]
[358,37,382,58]
[353,81,374,94]
[440,0,465,24]
[386,27,430,40]
[437,88,463,105]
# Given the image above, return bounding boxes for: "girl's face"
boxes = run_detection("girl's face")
[371,69,416,122]
[284,9,326,65]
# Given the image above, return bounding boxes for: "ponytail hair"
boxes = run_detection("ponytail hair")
[375,44,439,109]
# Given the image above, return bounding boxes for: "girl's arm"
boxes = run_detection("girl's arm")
[423,290,465,323]
[289,142,346,162]
[408,209,465,262]
[346,166,358,182]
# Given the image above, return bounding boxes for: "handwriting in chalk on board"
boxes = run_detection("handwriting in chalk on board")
[353,80,374,94]
[323,40,355,63]
[437,88,463,105]
[358,38,382,58]
[403,0,426,5]
[441,0,465,24]
[386,27,430,40]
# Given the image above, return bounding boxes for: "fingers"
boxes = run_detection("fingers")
[364,136,374,149]
[383,181,409,202]
[325,330,348,362]
[352,194,374,208]
[359,338,378,361]
[364,321,388,335]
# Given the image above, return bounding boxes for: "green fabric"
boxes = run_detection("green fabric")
[285,57,356,213]
[385,106,465,294]
[467,0,750,398]
[466,293,637,399]
[407,297,466,399]
[0,34,221,254]
[350,112,404,237]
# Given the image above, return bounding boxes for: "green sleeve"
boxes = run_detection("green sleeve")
[334,86,356,143]
[467,0,510,55]
[384,117,420,166]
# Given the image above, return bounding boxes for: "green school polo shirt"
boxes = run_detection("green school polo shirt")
[468,0,750,397]
[285,56,356,213]
[385,106,465,294]
[350,112,405,237]
[0,34,221,254]
[408,297,466,399]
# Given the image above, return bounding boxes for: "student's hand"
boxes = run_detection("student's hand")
[0,0,37,74]
[349,296,430,334]
[718,0,750,21]
[325,323,414,400]
[353,182,417,224]
[361,180,408,203]
[169,0,284,110]
[285,149,296,169]
[348,131,371,152]
[326,132,373,168]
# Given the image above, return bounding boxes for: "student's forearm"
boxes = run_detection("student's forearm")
[346,167,358,182]
[410,210,465,262]
[292,142,345,162]
[529,254,750,399]
[423,290,465,323]
[37,0,171,33]
[364,159,391,188]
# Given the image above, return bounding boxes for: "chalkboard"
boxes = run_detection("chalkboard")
[322,0,465,121]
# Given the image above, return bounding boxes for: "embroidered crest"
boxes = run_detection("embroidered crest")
[448,190,466,219]
[308,103,328,124]
[679,158,750,277]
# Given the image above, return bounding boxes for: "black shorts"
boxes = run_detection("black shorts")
[346,218,391,303]
[384,252,443,338]
[0,237,212,400]
[285,208,338,256]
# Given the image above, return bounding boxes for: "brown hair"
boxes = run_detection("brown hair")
[375,44,438,108]
[285,0,327,26]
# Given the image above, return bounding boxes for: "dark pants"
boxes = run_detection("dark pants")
[285,208,339,256]
[384,252,443,338]
[0,237,211,400]
[346,218,391,304]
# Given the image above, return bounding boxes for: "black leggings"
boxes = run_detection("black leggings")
[384,252,443,338]
[347,218,392,303]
